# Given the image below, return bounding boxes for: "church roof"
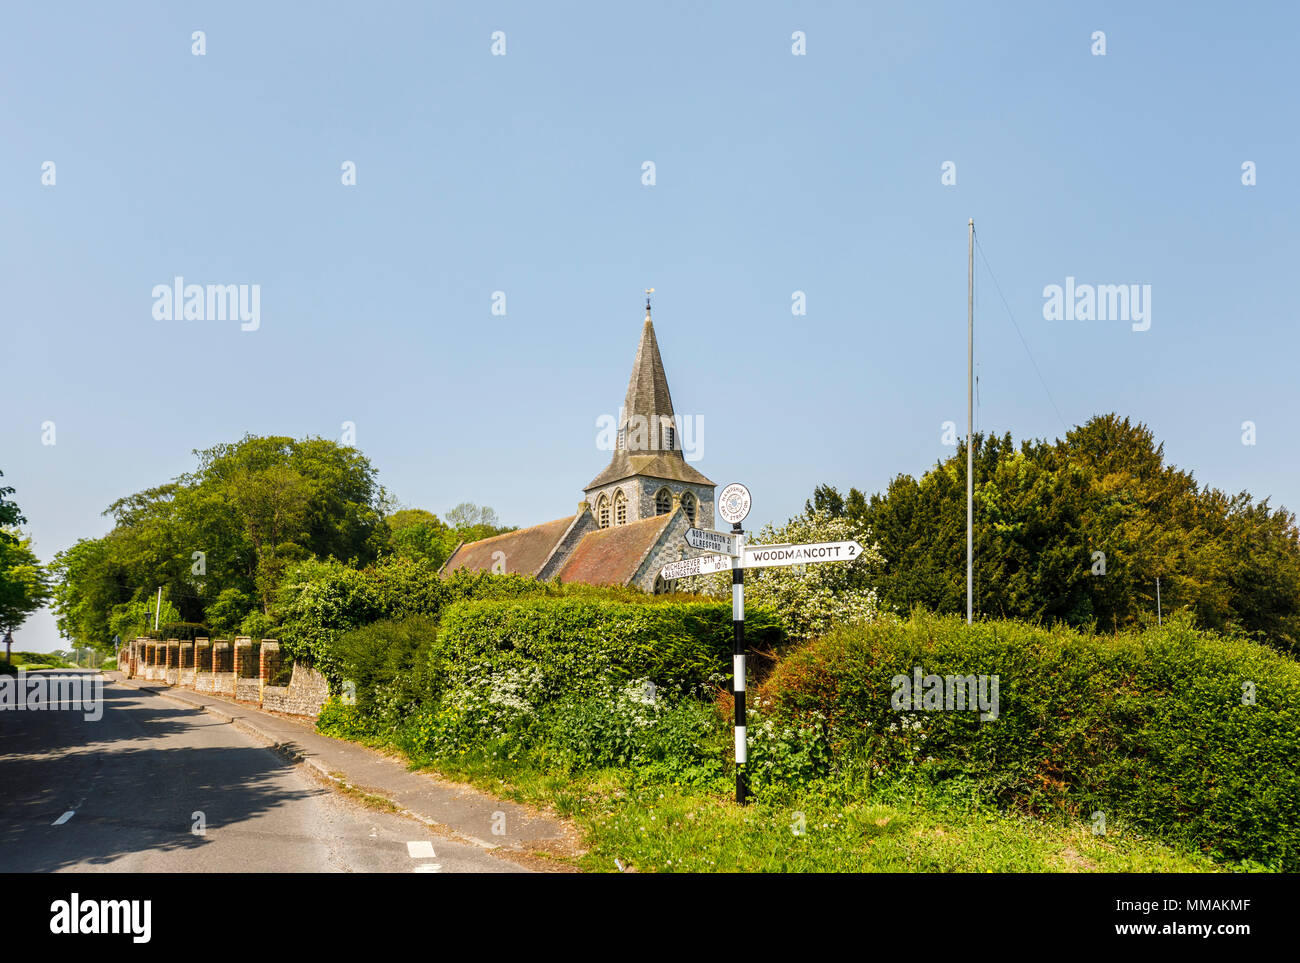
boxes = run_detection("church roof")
[554,513,676,587]
[584,307,716,491]
[441,514,576,577]
[584,450,715,490]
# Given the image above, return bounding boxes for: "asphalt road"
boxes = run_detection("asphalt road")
[0,670,528,873]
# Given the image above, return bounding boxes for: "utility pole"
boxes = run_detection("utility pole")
[967,218,974,625]
[1156,576,1162,626]
[155,586,162,631]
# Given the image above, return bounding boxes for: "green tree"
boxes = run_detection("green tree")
[0,472,52,656]
[833,414,1300,652]
[51,435,387,651]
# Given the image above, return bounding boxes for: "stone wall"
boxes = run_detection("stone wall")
[585,478,715,532]
[632,509,697,592]
[212,672,236,698]
[285,663,330,717]
[123,636,325,718]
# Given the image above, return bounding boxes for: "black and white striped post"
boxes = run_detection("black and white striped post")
[715,482,754,806]
[732,522,747,805]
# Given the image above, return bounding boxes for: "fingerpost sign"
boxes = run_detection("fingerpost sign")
[660,483,863,805]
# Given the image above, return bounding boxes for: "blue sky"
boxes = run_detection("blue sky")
[3,2,1297,651]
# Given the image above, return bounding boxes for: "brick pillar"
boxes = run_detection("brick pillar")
[195,638,212,672]
[258,640,281,685]
[233,637,254,678]
[258,641,281,704]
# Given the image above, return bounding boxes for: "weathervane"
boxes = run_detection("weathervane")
[645,287,654,315]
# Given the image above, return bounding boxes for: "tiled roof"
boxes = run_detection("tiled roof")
[441,515,576,577]
[555,513,676,587]
[584,450,716,490]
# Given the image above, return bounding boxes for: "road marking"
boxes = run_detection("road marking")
[52,811,75,826]
[412,864,442,873]
[406,840,436,859]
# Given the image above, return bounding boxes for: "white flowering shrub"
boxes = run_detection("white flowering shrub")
[402,666,546,760]
[677,508,885,641]
[743,699,832,793]
[542,679,725,783]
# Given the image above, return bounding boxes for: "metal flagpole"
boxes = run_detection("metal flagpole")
[967,218,974,625]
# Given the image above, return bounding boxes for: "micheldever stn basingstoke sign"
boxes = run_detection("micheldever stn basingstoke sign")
[661,483,864,805]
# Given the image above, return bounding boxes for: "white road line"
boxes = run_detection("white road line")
[52,811,75,826]
[412,864,442,873]
[406,840,436,859]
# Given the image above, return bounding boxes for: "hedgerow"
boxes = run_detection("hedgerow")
[756,610,1300,868]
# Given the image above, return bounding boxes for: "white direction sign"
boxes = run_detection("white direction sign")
[660,554,735,580]
[685,528,739,556]
[743,540,864,570]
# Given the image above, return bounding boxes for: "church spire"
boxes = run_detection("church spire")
[621,294,676,449]
[583,296,716,494]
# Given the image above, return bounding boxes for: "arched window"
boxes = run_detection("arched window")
[597,494,609,529]
[654,574,670,595]
[663,423,675,451]
[655,488,672,516]
[614,490,627,526]
[681,491,696,526]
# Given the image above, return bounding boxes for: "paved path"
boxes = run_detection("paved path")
[0,671,551,873]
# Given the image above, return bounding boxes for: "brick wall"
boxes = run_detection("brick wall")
[123,632,324,718]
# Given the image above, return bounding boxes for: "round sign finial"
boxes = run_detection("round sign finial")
[718,482,751,525]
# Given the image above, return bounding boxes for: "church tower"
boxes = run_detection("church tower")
[583,297,716,530]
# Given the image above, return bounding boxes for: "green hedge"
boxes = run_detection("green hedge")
[275,557,559,678]
[758,611,1300,869]
[436,597,783,700]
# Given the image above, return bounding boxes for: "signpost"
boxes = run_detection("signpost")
[743,540,863,569]
[660,483,863,806]
[659,554,734,580]
[684,527,740,556]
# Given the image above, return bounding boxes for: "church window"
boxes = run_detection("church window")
[681,491,696,526]
[663,424,675,451]
[597,494,609,529]
[655,488,671,516]
[614,490,627,525]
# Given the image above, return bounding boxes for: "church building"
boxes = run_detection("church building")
[440,299,715,592]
